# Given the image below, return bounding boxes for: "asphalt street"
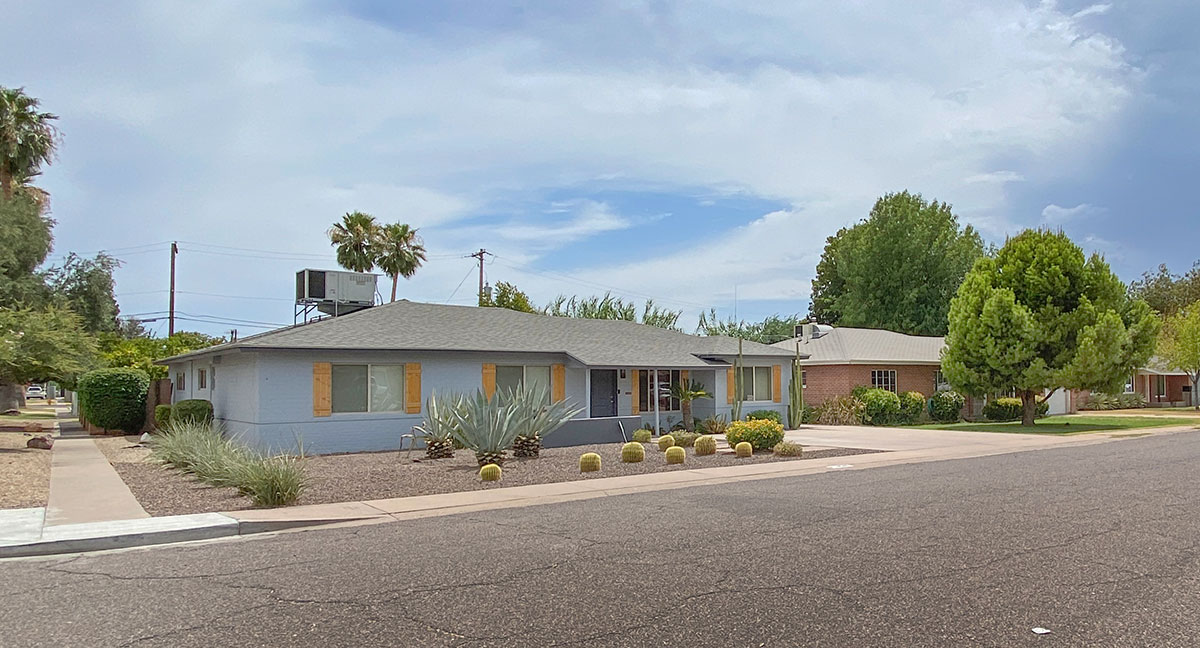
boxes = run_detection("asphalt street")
[3,430,1200,647]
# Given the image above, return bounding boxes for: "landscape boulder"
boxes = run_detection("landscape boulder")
[26,435,53,450]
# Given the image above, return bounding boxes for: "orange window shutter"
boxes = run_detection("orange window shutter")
[680,370,689,383]
[772,365,782,403]
[312,363,332,417]
[552,364,566,402]
[482,363,496,399]
[726,368,735,404]
[631,370,640,414]
[405,363,422,414]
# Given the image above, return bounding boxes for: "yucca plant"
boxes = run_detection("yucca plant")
[508,383,583,458]
[416,392,464,459]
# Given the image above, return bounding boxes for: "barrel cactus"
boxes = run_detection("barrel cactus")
[657,435,676,451]
[694,435,717,456]
[621,442,645,463]
[579,452,602,473]
[734,441,753,458]
[665,446,685,465]
[479,463,502,481]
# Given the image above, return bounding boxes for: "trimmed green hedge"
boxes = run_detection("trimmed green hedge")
[154,404,173,430]
[173,399,214,426]
[77,368,150,433]
[983,397,1050,422]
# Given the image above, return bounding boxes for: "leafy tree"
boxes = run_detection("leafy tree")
[696,311,804,343]
[0,87,60,200]
[0,306,97,409]
[809,191,985,335]
[374,223,426,302]
[43,252,121,333]
[327,211,378,273]
[0,193,53,307]
[668,379,712,431]
[480,281,537,313]
[943,229,1160,425]
[1129,261,1200,318]
[1159,303,1200,410]
[543,292,682,330]
[100,331,224,380]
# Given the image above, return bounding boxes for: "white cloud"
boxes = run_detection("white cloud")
[1041,203,1103,223]
[1073,4,1113,20]
[492,200,631,247]
[964,171,1025,184]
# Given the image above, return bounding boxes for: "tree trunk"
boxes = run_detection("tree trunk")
[1021,389,1037,427]
[1193,373,1199,411]
[0,382,24,411]
[0,168,11,200]
[681,399,693,431]
[390,274,398,302]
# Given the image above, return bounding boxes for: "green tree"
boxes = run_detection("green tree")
[809,191,985,335]
[1129,261,1200,318]
[0,87,60,200]
[1159,303,1200,410]
[543,292,682,330]
[668,379,712,431]
[327,211,379,273]
[43,252,121,333]
[0,193,54,307]
[100,331,224,380]
[480,281,537,313]
[0,306,97,409]
[943,229,1160,426]
[373,223,426,302]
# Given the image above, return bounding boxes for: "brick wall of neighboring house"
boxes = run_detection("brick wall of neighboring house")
[801,364,942,406]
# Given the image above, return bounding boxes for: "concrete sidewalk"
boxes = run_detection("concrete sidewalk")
[46,438,148,526]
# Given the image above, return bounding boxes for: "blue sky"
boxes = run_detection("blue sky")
[2,1,1197,337]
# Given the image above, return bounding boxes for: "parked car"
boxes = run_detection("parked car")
[24,385,45,399]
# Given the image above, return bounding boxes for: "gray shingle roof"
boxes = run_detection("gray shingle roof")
[772,327,945,365]
[162,300,795,367]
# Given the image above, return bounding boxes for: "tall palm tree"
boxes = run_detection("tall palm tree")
[374,223,427,301]
[0,87,60,200]
[327,211,379,273]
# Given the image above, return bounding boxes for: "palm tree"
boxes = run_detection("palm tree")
[0,87,60,200]
[327,211,379,273]
[669,379,713,431]
[374,222,427,301]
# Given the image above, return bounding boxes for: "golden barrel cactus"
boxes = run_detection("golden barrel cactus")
[621,442,645,463]
[665,446,685,465]
[734,441,753,458]
[479,463,502,481]
[657,435,676,451]
[694,435,717,456]
[579,452,602,473]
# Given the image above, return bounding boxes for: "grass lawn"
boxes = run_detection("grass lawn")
[912,415,1200,435]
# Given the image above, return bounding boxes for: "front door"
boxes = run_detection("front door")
[590,370,618,417]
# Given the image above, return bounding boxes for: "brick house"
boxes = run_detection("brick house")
[1130,358,1195,407]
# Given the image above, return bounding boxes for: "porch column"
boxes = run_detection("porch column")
[652,369,660,434]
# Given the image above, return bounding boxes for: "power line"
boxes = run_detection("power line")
[444,265,477,304]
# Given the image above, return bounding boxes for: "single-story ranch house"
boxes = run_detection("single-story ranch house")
[162,300,799,454]
[1130,358,1195,407]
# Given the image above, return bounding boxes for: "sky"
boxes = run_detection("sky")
[2,0,1198,338]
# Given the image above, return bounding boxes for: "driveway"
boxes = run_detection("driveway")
[786,423,1103,452]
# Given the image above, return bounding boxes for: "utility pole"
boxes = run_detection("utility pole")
[470,248,488,305]
[169,242,178,336]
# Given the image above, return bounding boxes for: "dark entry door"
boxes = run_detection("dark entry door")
[590,370,618,417]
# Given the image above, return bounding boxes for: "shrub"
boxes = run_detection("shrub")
[479,463,502,481]
[153,404,173,431]
[860,388,902,425]
[77,368,150,433]
[657,434,676,451]
[579,452,601,472]
[850,384,872,400]
[800,405,815,424]
[734,441,753,457]
[898,391,926,424]
[746,409,782,424]
[621,441,645,463]
[695,415,728,436]
[725,419,785,451]
[983,398,1022,422]
[665,446,685,464]
[773,441,803,457]
[173,399,214,426]
[632,428,652,443]
[814,395,865,425]
[928,390,965,423]
[671,432,701,448]
[694,435,717,456]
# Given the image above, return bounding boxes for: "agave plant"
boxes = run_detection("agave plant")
[508,383,584,457]
[415,393,464,459]
[448,389,523,466]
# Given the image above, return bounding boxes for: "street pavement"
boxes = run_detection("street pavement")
[3,430,1200,647]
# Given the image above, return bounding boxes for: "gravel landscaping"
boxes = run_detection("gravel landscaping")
[95,436,881,516]
[0,432,52,509]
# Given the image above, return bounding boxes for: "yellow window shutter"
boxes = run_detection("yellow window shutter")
[726,368,735,404]
[312,362,331,417]
[405,363,422,414]
[772,365,782,403]
[631,370,640,414]
[482,363,496,399]
[552,364,566,402]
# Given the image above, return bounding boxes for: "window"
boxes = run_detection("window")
[1155,375,1166,398]
[740,366,773,401]
[871,369,897,393]
[496,365,551,403]
[639,369,681,412]
[197,369,207,389]
[1124,375,1135,394]
[175,372,185,391]
[934,370,949,391]
[801,370,807,389]
[331,364,405,413]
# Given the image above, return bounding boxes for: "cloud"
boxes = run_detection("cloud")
[1041,203,1103,223]
[964,171,1025,184]
[492,200,631,247]
[1073,4,1113,20]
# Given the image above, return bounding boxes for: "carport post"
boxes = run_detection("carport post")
[652,369,660,434]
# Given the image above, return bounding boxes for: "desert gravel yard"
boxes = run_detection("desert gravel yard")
[94,436,879,516]
[0,432,51,509]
